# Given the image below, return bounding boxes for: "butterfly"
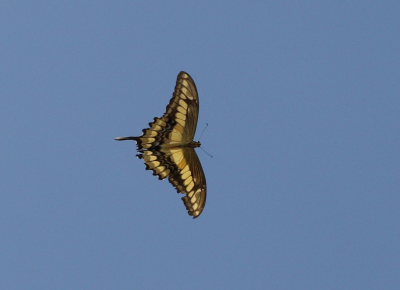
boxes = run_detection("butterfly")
[115,72,207,218]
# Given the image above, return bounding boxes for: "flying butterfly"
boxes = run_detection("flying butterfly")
[115,71,207,218]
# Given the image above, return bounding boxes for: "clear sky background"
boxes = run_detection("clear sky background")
[1,1,399,290]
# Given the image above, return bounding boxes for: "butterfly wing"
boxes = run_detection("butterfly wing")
[137,146,206,217]
[135,72,199,150]
[164,147,206,218]
[166,71,199,144]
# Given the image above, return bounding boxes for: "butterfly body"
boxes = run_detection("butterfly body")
[115,72,207,218]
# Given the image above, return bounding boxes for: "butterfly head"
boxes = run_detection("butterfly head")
[190,141,201,148]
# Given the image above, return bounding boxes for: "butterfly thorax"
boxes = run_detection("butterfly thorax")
[159,140,201,149]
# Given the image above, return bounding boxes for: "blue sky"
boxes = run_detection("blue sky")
[1,1,399,289]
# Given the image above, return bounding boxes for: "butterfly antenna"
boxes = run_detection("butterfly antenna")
[200,147,213,158]
[198,123,208,141]
[198,123,213,158]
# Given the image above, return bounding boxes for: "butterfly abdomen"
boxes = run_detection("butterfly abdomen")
[114,136,140,141]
